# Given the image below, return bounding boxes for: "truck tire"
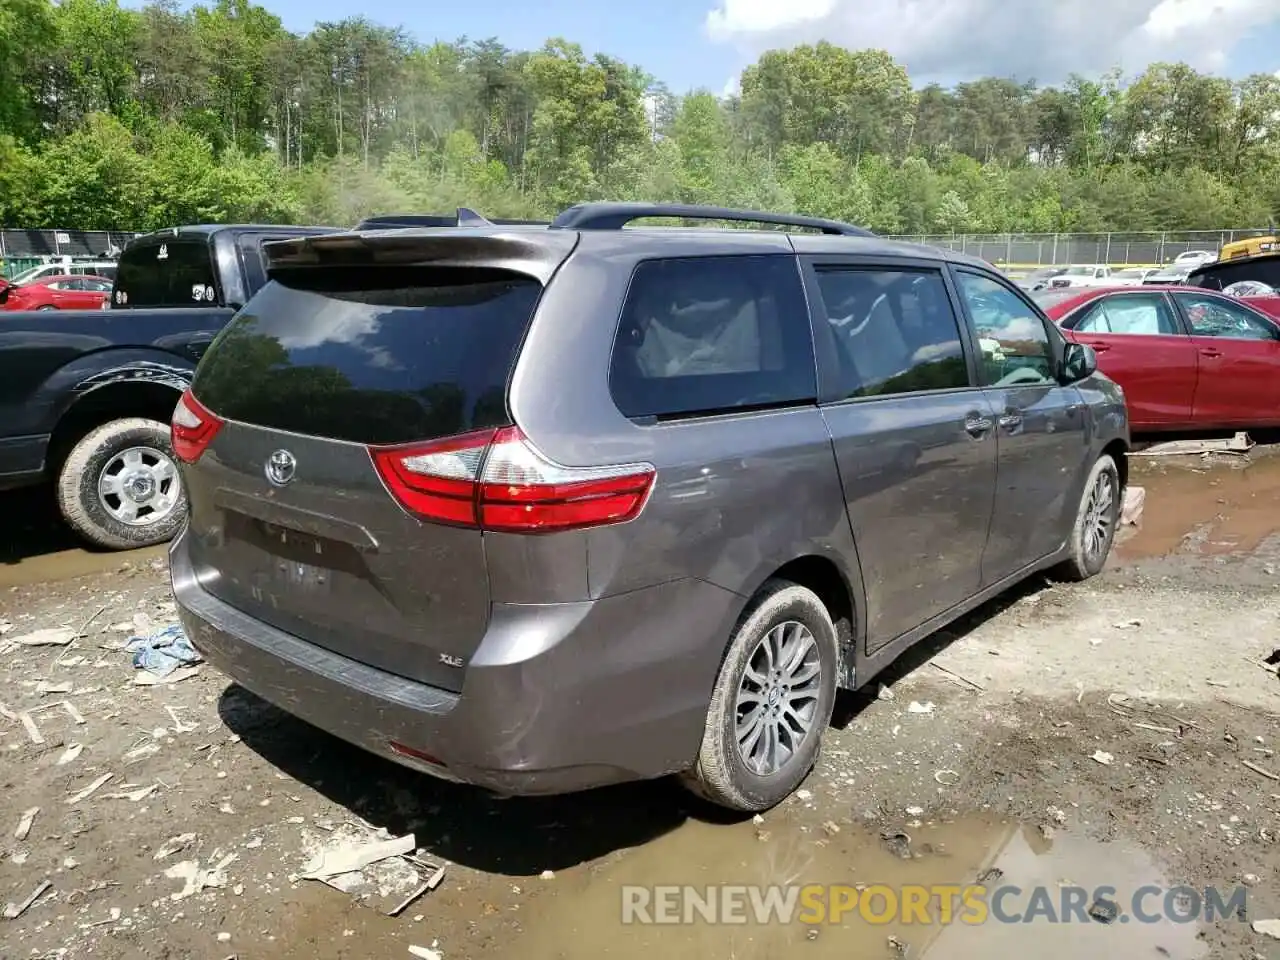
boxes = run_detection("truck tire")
[681,580,838,812]
[56,417,187,550]
[1055,453,1121,582]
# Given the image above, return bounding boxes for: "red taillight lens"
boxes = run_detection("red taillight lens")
[171,389,223,463]
[369,426,655,534]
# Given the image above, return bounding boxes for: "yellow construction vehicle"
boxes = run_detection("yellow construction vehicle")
[1219,229,1277,260]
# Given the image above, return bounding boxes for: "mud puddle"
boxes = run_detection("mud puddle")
[501,815,1206,960]
[0,487,165,588]
[1117,453,1280,560]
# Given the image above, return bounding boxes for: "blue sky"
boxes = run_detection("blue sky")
[137,0,1280,94]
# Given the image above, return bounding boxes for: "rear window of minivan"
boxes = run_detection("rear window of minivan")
[192,265,541,446]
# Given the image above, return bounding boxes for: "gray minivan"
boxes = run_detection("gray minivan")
[169,203,1129,812]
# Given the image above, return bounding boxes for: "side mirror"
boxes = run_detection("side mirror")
[1061,342,1098,383]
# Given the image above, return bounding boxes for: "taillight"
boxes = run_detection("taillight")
[171,388,224,463]
[370,426,655,534]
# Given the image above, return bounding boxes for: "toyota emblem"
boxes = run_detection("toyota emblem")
[265,449,297,486]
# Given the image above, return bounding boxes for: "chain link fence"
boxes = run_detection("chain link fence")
[884,229,1276,272]
[0,229,139,278]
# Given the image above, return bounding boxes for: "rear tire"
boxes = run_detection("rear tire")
[682,580,839,812]
[1055,453,1120,582]
[56,417,187,550]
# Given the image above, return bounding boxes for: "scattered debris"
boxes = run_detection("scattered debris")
[300,832,417,883]
[408,947,442,960]
[934,769,960,786]
[1242,760,1280,782]
[907,701,935,715]
[1132,432,1253,457]
[66,772,113,804]
[539,869,555,880]
[1088,897,1119,924]
[14,806,38,840]
[881,831,912,859]
[1091,750,1114,766]
[154,833,198,861]
[1252,919,1280,939]
[389,863,447,917]
[126,624,202,679]
[18,711,44,744]
[3,880,53,919]
[35,680,73,695]
[976,867,1003,884]
[877,684,895,702]
[905,805,924,816]
[134,666,202,686]
[13,627,77,647]
[1120,485,1145,526]
[822,821,841,836]
[165,854,237,900]
[931,662,984,691]
[796,789,813,801]
[56,743,84,766]
[104,783,159,802]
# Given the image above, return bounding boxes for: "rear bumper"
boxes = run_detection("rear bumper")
[170,526,741,796]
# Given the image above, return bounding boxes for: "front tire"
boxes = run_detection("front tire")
[56,417,187,550]
[682,580,839,812]
[1055,453,1121,582]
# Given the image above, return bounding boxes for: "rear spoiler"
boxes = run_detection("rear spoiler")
[262,225,578,286]
[354,208,550,231]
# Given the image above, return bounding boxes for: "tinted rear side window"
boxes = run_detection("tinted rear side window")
[114,239,218,307]
[609,255,816,420]
[192,266,540,445]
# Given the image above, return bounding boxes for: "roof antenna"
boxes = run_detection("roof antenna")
[456,207,493,227]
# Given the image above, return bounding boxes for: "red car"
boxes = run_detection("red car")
[0,274,113,311]
[1034,285,1280,431]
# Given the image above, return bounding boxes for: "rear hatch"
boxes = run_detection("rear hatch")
[179,231,575,691]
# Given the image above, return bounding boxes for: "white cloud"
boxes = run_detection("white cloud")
[704,0,1279,83]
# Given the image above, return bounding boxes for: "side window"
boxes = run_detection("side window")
[812,267,969,399]
[1174,293,1280,341]
[1072,294,1178,336]
[609,255,816,420]
[955,271,1057,387]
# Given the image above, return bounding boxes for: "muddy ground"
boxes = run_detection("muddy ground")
[3,447,1280,960]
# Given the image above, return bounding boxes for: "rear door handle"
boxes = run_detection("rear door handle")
[1081,340,1110,353]
[1200,348,1223,358]
[963,413,993,438]
[998,412,1023,431]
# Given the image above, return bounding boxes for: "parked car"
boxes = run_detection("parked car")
[1014,265,1068,292]
[1186,250,1280,293]
[0,223,338,550]
[2,258,118,288]
[1034,285,1280,431]
[1109,268,1160,287]
[1142,263,1194,285]
[170,201,1130,812]
[1172,250,1217,268]
[0,274,113,311]
[1049,264,1113,288]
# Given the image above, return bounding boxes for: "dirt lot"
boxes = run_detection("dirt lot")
[3,448,1280,960]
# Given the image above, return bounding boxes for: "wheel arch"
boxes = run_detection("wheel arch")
[47,375,186,479]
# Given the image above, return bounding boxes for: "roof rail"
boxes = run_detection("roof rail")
[547,202,875,237]
[354,209,550,231]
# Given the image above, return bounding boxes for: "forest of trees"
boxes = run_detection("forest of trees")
[2,0,1279,235]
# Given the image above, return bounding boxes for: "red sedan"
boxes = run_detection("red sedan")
[1034,285,1280,430]
[0,274,113,311]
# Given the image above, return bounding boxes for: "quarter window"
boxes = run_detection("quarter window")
[609,255,816,420]
[812,268,969,398]
[955,272,1056,387]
